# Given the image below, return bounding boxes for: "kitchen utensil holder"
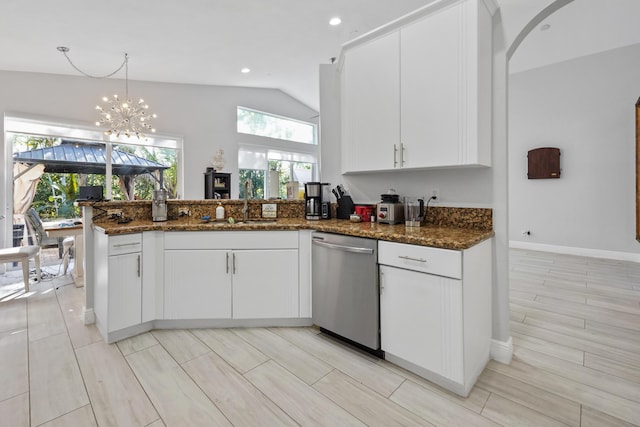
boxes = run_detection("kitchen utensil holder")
[337,195,355,219]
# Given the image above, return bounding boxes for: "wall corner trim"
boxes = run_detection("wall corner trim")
[490,336,513,364]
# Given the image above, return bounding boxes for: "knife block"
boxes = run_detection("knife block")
[337,196,355,219]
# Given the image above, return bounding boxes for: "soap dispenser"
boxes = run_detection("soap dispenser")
[216,203,225,221]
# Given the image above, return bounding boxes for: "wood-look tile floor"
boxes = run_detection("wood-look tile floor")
[1,248,639,426]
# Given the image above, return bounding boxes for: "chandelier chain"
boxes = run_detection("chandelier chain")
[59,48,127,80]
[125,54,129,99]
[57,46,156,139]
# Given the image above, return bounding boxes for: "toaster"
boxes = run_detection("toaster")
[376,202,404,225]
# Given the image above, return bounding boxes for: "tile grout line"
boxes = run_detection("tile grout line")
[178,328,297,426]
[25,284,31,427]
[116,341,165,426]
[54,285,99,427]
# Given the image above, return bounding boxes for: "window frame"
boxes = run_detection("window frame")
[237,106,318,145]
[237,106,319,199]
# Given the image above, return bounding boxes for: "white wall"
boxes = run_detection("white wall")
[509,43,640,257]
[0,70,317,244]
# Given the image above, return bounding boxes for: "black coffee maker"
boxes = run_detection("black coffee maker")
[320,183,332,219]
[305,182,322,220]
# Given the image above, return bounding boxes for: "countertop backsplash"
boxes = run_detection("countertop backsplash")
[81,200,492,231]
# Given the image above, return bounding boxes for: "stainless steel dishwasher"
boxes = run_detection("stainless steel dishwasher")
[312,232,380,355]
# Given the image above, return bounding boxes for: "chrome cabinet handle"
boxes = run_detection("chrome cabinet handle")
[398,255,427,263]
[226,252,230,274]
[113,242,140,248]
[393,144,398,167]
[312,239,374,254]
[400,143,406,166]
[137,254,141,277]
[232,253,237,274]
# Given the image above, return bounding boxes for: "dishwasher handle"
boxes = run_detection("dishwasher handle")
[312,239,374,255]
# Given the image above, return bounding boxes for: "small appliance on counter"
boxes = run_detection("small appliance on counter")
[404,197,425,227]
[305,182,322,220]
[152,188,168,222]
[377,189,404,224]
[321,183,332,219]
[354,205,375,222]
[305,182,332,220]
[334,185,355,219]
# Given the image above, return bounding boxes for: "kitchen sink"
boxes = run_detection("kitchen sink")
[234,219,278,225]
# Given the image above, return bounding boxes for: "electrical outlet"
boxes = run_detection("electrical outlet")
[431,189,440,201]
[178,207,191,217]
[107,209,123,218]
[521,229,531,237]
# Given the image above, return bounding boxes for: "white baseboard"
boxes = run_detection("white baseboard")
[490,336,513,364]
[509,241,640,263]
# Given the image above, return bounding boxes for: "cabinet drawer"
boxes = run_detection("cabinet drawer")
[378,241,461,279]
[108,233,142,256]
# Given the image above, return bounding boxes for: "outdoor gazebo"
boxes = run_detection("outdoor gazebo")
[12,139,169,241]
[13,139,169,176]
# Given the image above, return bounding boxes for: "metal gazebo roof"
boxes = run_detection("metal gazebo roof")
[12,139,169,175]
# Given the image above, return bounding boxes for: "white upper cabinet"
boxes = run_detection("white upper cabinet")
[341,0,493,173]
[342,31,400,172]
[400,4,463,168]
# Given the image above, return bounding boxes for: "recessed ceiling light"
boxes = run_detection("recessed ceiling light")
[241,68,250,74]
[329,17,342,26]
[540,23,551,31]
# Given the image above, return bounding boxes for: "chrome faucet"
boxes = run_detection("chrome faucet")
[242,179,252,221]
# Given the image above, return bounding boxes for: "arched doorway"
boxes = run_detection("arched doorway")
[508,0,640,257]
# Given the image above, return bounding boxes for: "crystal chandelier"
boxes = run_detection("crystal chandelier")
[57,47,157,139]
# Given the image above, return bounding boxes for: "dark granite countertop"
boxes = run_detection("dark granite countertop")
[92,218,493,250]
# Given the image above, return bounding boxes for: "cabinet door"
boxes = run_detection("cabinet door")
[380,265,463,382]
[164,250,231,319]
[342,31,400,173]
[401,5,463,168]
[108,252,142,332]
[232,250,299,319]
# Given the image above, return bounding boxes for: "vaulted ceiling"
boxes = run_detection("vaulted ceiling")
[1,1,638,110]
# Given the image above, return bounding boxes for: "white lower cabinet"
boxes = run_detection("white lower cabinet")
[380,265,463,382]
[233,249,299,318]
[108,252,143,331]
[94,229,305,342]
[163,231,300,320]
[94,233,143,341]
[379,239,492,397]
[164,249,231,319]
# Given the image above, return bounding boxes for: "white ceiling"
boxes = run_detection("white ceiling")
[509,0,640,73]
[0,0,436,110]
[1,1,638,110]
